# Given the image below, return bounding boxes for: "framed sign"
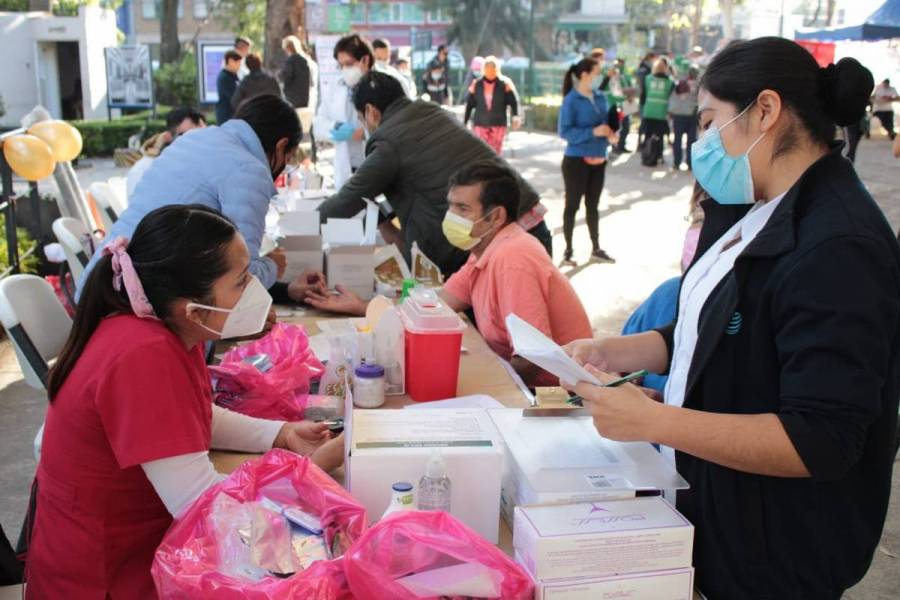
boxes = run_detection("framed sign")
[197,41,234,105]
[105,45,154,110]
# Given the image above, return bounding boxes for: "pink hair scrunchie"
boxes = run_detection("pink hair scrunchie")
[102,236,157,319]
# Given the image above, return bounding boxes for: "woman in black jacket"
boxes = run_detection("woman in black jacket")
[565,37,899,599]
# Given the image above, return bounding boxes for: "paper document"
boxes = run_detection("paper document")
[403,395,505,411]
[506,314,602,387]
[352,409,495,449]
[315,319,362,335]
[363,199,379,246]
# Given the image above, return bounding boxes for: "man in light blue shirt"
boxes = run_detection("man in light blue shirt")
[81,95,301,292]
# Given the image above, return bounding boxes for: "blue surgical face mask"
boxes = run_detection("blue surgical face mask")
[691,102,766,205]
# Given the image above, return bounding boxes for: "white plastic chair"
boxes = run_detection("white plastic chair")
[52,217,92,284]
[89,181,121,233]
[107,176,128,209]
[0,275,73,460]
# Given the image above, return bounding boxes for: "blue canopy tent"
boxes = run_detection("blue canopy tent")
[795,0,900,41]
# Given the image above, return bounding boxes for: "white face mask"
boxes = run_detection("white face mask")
[187,275,273,339]
[342,65,363,87]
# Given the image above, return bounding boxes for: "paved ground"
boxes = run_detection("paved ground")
[1,130,898,596]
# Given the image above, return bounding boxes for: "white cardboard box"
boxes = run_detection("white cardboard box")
[347,408,503,543]
[513,497,693,582]
[325,245,376,300]
[532,564,695,600]
[489,410,688,517]
[279,235,323,283]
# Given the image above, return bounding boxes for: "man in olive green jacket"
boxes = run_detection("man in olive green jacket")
[318,71,547,277]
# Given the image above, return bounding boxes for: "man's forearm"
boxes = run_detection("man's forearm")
[649,406,810,477]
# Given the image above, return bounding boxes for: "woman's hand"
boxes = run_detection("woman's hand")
[593,124,614,138]
[305,285,368,316]
[572,366,664,442]
[310,434,346,473]
[563,338,610,371]
[274,421,332,455]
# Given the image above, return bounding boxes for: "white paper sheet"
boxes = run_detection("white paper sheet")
[363,199,379,246]
[307,333,331,362]
[505,314,603,387]
[403,395,504,411]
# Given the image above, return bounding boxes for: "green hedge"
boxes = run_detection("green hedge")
[71,118,168,157]
[70,105,215,157]
[529,101,559,132]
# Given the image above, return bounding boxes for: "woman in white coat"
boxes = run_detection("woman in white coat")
[315,34,411,188]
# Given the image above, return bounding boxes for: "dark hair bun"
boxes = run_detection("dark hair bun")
[821,57,874,127]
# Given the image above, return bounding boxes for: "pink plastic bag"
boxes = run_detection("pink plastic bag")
[210,323,324,420]
[152,449,367,599]
[344,511,534,600]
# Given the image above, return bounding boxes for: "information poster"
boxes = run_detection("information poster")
[197,41,233,104]
[313,34,342,94]
[105,45,153,109]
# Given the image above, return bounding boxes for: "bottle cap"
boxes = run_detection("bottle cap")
[400,278,417,300]
[392,481,413,492]
[425,448,445,478]
[355,361,385,379]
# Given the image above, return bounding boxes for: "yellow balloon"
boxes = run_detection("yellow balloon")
[2,135,56,181]
[28,120,83,162]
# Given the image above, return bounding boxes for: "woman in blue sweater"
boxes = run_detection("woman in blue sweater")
[558,58,617,264]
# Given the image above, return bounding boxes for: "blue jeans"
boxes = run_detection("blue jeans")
[672,115,697,168]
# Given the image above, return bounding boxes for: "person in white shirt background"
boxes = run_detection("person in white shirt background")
[872,78,898,140]
[234,36,252,80]
[372,38,417,100]
[126,106,207,199]
[314,33,409,188]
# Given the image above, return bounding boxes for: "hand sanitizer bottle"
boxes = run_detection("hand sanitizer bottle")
[417,449,451,512]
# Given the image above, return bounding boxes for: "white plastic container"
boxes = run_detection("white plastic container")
[353,362,386,408]
[381,481,416,519]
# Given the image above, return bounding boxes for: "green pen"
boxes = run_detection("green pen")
[567,370,650,406]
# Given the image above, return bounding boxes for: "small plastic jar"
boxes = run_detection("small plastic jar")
[353,362,386,408]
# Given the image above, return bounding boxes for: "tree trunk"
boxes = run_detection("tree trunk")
[690,0,703,48]
[719,0,734,39]
[160,0,181,65]
[264,0,306,73]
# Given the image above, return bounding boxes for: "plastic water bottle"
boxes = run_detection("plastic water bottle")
[417,449,451,512]
[381,482,416,520]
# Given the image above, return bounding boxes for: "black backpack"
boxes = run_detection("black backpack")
[641,134,662,167]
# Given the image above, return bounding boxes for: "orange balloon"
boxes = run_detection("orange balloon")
[28,120,83,162]
[2,134,56,181]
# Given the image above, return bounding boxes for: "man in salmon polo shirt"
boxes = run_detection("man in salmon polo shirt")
[306,161,592,387]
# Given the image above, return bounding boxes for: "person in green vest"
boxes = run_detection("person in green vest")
[640,59,675,164]
[600,58,636,153]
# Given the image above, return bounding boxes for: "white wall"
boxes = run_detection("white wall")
[0,6,117,127]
